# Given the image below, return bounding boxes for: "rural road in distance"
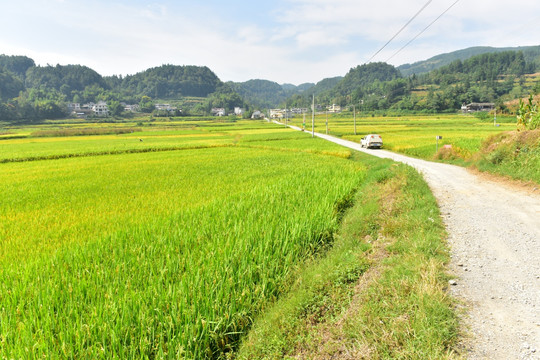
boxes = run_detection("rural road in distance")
[290,125,540,359]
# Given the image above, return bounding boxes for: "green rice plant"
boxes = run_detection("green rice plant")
[31,127,143,137]
[0,134,365,358]
[0,120,286,163]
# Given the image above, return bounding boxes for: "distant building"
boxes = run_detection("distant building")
[327,104,341,113]
[270,109,282,119]
[81,102,95,111]
[251,110,264,119]
[291,108,308,114]
[67,103,81,112]
[155,104,177,111]
[92,101,109,117]
[124,104,140,113]
[234,107,244,116]
[211,108,226,116]
[461,103,495,113]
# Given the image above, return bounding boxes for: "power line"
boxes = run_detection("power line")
[365,0,433,64]
[386,0,461,63]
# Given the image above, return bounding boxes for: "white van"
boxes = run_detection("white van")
[360,134,383,149]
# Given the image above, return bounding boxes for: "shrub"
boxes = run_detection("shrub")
[517,95,540,130]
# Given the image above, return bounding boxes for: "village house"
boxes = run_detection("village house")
[234,107,244,116]
[461,103,495,113]
[251,110,263,119]
[291,108,309,115]
[123,104,140,113]
[211,108,226,116]
[67,103,81,112]
[69,101,137,118]
[327,104,341,113]
[155,104,178,112]
[92,101,109,117]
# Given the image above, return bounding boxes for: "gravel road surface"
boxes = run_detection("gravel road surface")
[297,127,540,359]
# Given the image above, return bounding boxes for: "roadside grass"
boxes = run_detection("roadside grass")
[237,154,459,359]
[472,129,540,183]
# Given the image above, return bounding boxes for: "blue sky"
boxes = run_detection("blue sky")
[1,0,539,84]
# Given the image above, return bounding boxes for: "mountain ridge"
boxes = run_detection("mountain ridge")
[398,45,540,76]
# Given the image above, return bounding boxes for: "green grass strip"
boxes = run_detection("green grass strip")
[237,154,460,359]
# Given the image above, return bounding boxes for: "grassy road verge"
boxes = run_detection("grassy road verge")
[238,153,460,359]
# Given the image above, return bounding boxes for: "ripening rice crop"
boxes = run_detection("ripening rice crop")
[0,131,365,359]
[287,113,515,160]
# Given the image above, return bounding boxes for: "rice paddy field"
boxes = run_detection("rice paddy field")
[0,114,515,358]
[287,113,516,160]
[0,119,364,358]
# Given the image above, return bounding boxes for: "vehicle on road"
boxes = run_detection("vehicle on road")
[360,134,383,149]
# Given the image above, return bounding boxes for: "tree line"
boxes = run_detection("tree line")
[282,51,540,113]
[0,56,248,122]
[1,49,539,122]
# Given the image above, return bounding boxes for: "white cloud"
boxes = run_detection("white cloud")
[1,0,539,84]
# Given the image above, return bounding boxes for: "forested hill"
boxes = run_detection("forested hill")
[112,65,222,99]
[0,57,245,122]
[331,62,401,97]
[2,45,540,122]
[286,62,404,108]
[0,55,35,78]
[26,64,108,94]
[228,79,288,108]
[285,50,540,112]
[398,45,540,76]
[227,79,315,108]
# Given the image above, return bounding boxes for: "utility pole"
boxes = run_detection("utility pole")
[326,110,328,135]
[353,104,357,135]
[312,94,315,138]
[494,109,497,127]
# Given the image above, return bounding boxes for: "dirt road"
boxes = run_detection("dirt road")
[305,129,540,359]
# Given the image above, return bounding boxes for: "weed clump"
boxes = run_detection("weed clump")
[472,129,540,183]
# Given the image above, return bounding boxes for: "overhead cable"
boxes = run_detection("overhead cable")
[365,0,433,64]
[386,0,461,62]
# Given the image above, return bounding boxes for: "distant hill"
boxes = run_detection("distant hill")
[281,82,315,94]
[228,80,317,108]
[303,77,343,97]
[285,63,401,108]
[398,45,540,76]
[26,64,109,94]
[117,65,222,99]
[228,79,287,108]
[0,55,35,79]
[0,68,24,101]
[0,57,241,121]
[332,63,401,97]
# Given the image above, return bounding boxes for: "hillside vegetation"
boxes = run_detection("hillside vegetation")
[289,51,540,113]
[0,57,249,122]
[228,79,315,108]
[2,45,540,123]
[398,45,540,76]
[472,129,540,183]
